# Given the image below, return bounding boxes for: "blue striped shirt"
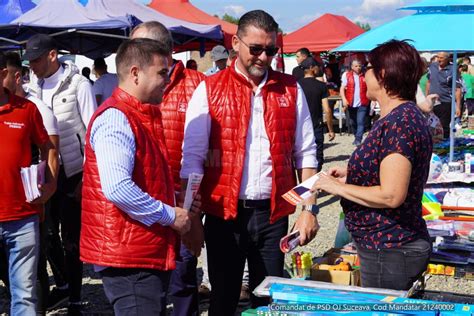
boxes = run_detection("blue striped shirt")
[90,108,175,227]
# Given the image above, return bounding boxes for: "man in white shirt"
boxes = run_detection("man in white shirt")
[92,58,118,106]
[23,33,97,313]
[181,10,319,315]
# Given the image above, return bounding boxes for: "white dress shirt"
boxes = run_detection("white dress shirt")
[181,65,317,200]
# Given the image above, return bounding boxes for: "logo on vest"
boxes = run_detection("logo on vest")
[3,121,25,129]
[178,103,187,113]
[277,97,289,108]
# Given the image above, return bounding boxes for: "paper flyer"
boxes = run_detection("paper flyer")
[183,173,204,210]
[282,172,324,205]
[279,230,300,253]
[20,160,46,202]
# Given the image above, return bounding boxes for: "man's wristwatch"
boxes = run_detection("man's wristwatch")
[302,204,320,216]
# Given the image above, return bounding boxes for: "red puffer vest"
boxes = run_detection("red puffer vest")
[201,63,298,224]
[80,88,179,270]
[344,71,369,106]
[161,61,205,191]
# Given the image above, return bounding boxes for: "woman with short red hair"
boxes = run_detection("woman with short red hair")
[312,40,433,290]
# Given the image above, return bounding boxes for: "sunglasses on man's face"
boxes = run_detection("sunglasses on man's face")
[238,37,279,57]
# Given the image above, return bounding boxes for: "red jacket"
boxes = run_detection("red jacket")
[161,61,205,191]
[344,71,369,107]
[80,88,179,270]
[200,63,298,224]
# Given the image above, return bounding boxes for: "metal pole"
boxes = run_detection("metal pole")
[449,51,458,162]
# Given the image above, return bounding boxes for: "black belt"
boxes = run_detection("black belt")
[238,199,271,209]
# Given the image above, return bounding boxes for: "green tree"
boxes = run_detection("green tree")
[222,13,239,25]
[355,21,371,32]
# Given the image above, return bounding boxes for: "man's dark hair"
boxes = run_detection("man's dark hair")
[116,38,169,82]
[463,56,471,64]
[82,67,91,78]
[368,39,423,101]
[94,58,107,71]
[131,21,173,55]
[5,52,22,70]
[459,64,468,72]
[0,52,6,69]
[296,48,311,58]
[237,10,278,37]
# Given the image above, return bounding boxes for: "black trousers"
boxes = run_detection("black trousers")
[433,102,452,139]
[314,126,324,172]
[168,243,198,316]
[204,201,288,316]
[356,238,432,291]
[101,268,170,316]
[45,167,83,302]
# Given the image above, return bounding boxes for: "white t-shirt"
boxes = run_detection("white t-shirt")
[92,73,118,103]
[341,72,362,108]
[26,93,59,136]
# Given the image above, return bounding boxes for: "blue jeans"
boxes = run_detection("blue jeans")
[101,267,170,316]
[348,106,368,142]
[356,238,431,290]
[0,215,40,315]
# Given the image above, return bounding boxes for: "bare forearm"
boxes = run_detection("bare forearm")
[322,99,334,132]
[456,89,461,109]
[339,86,347,103]
[298,168,317,204]
[336,183,406,209]
[40,140,59,185]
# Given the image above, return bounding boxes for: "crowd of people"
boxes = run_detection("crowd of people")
[0,8,472,316]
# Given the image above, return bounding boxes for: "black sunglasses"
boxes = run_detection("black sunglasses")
[238,36,279,57]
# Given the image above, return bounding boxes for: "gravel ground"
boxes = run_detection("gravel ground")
[1,134,472,315]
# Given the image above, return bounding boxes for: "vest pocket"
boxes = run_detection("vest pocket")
[76,134,84,156]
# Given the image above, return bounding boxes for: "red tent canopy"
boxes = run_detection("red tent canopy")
[148,0,283,52]
[284,13,364,53]
[148,0,236,49]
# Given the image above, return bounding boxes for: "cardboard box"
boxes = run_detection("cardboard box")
[311,254,361,286]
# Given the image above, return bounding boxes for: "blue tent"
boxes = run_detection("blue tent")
[0,0,222,58]
[0,0,35,24]
[334,1,474,52]
[0,0,136,58]
[334,0,474,161]
[85,0,223,45]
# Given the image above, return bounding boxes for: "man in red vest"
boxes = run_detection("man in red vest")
[181,10,320,316]
[340,59,369,145]
[79,38,192,316]
[131,21,206,316]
